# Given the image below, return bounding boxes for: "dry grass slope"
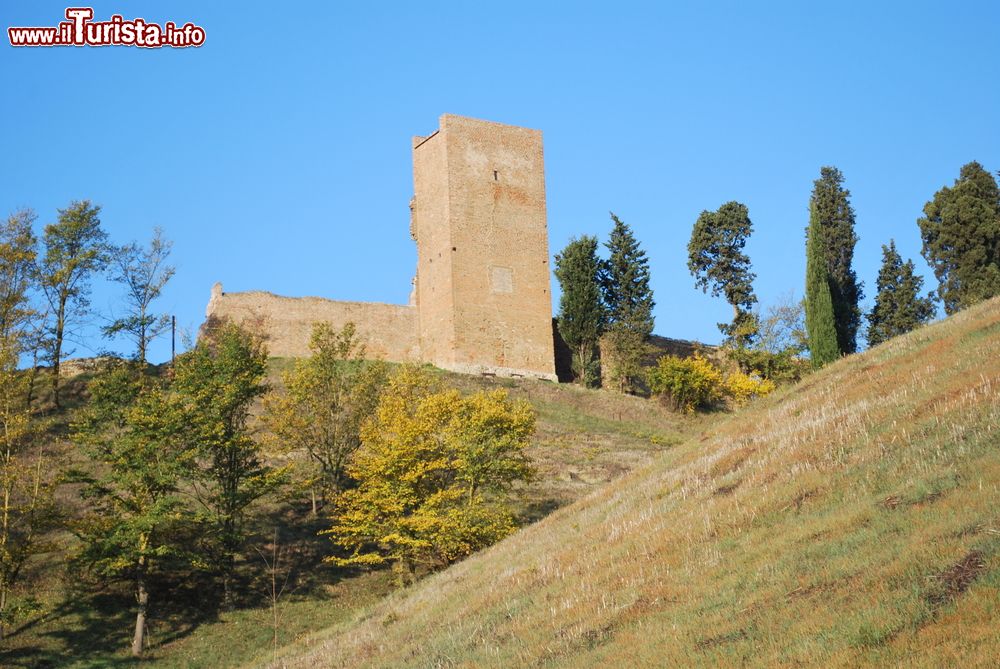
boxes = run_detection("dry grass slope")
[262,297,1000,669]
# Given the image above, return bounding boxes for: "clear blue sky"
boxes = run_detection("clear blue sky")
[3,1,999,363]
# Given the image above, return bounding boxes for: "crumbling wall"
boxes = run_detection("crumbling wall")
[204,283,420,361]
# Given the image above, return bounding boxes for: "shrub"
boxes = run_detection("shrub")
[724,370,776,406]
[648,353,723,413]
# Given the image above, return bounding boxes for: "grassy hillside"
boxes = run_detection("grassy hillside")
[3,355,705,668]
[264,297,1000,668]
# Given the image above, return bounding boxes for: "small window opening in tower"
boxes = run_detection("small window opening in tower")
[493,170,498,181]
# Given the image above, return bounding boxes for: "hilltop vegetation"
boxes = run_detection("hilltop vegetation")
[1,351,709,668]
[266,297,1000,668]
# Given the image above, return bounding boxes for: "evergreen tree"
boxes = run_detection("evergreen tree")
[553,236,605,386]
[805,204,840,368]
[600,213,655,393]
[867,241,936,346]
[809,167,863,354]
[687,201,758,346]
[917,161,1000,314]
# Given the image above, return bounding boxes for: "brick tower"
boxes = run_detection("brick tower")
[410,114,557,380]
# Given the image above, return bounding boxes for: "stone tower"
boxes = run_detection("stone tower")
[410,114,557,380]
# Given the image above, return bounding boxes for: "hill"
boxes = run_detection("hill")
[3,351,709,668]
[263,298,1000,668]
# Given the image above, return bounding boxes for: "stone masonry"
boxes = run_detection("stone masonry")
[204,114,558,381]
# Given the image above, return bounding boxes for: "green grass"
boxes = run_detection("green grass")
[2,354,709,667]
[260,297,1000,668]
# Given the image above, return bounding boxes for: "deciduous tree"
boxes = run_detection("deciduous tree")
[0,342,55,641]
[262,322,387,513]
[103,228,175,363]
[325,366,534,581]
[72,362,193,657]
[176,321,285,608]
[0,210,39,349]
[36,200,109,407]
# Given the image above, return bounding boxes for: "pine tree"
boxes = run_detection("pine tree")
[687,201,758,345]
[553,236,605,386]
[867,241,936,346]
[805,204,840,368]
[917,161,1000,314]
[809,167,863,354]
[600,213,654,393]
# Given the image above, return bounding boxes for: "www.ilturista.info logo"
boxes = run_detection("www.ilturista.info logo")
[8,8,205,48]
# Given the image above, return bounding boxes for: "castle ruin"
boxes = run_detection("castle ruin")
[204,114,558,381]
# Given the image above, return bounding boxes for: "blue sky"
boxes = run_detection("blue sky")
[3,1,998,363]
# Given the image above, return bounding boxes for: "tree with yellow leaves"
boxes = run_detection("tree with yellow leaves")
[324,366,534,581]
[262,322,387,514]
[0,339,55,642]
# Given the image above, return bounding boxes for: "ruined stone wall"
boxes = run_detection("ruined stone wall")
[204,283,420,361]
[413,114,557,380]
[411,128,456,368]
[202,114,558,381]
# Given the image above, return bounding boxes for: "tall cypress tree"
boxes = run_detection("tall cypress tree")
[809,167,863,354]
[805,204,840,368]
[600,213,654,393]
[866,240,936,346]
[554,236,606,386]
[917,161,1000,314]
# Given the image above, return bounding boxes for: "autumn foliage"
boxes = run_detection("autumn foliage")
[324,366,535,580]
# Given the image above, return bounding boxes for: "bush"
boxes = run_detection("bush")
[647,353,723,413]
[724,370,776,406]
[727,346,808,384]
[649,354,777,412]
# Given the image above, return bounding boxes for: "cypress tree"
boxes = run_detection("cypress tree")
[687,201,758,346]
[600,213,654,393]
[805,204,840,368]
[809,167,863,354]
[554,236,606,386]
[917,161,1000,314]
[867,240,936,346]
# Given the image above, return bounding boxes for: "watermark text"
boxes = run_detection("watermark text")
[8,8,205,48]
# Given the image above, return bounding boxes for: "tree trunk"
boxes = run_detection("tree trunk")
[1,584,7,641]
[132,559,148,657]
[51,300,66,409]
[25,348,39,408]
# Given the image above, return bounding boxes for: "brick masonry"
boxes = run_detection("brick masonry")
[204,114,558,381]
